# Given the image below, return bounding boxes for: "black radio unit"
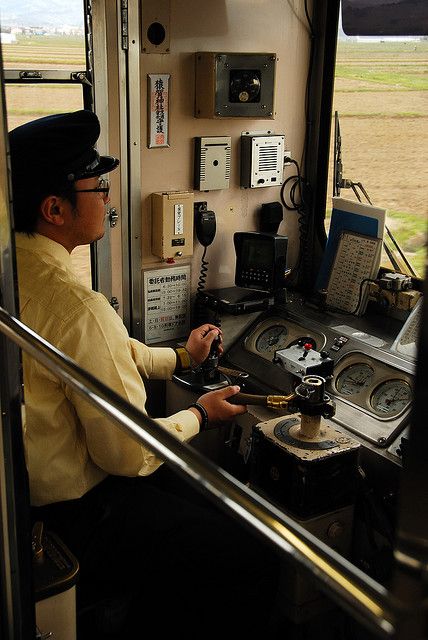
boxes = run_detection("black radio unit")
[233,231,288,292]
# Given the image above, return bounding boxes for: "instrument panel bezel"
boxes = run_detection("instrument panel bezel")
[223,306,414,450]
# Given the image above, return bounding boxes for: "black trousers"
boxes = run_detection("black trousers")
[32,466,280,637]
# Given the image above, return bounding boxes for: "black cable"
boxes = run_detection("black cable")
[321,278,377,316]
[196,246,208,298]
[304,0,314,35]
[303,0,316,176]
[276,1,315,290]
[192,247,220,329]
[280,157,310,287]
[351,277,377,315]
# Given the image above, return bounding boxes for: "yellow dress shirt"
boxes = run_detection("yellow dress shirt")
[15,233,200,506]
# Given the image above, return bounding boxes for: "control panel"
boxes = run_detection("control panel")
[224,303,414,454]
[274,342,334,379]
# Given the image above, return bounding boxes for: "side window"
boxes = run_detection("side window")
[1,1,93,287]
[328,6,427,278]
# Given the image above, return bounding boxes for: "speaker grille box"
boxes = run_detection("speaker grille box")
[195,52,276,119]
[240,134,285,188]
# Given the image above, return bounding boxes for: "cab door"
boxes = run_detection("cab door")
[1,0,118,302]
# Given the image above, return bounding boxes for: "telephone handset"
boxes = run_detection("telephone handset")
[193,204,218,327]
[195,208,216,247]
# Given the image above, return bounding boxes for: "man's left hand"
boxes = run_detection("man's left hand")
[185,324,223,365]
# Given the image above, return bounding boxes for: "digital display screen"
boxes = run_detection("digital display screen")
[234,231,288,292]
[241,237,272,269]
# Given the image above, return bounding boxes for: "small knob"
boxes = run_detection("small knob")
[300,343,312,359]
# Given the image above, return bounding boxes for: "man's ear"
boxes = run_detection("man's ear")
[39,195,66,226]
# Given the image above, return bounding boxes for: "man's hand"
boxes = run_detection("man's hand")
[185,324,223,365]
[196,385,247,425]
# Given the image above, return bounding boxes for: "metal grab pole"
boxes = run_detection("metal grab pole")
[0,305,409,638]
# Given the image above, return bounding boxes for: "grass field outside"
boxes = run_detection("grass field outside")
[329,38,427,277]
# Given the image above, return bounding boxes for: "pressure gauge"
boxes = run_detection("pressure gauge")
[335,363,375,396]
[255,324,288,354]
[370,379,412,417]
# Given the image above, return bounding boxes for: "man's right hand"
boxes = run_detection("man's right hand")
[196,385,247,426]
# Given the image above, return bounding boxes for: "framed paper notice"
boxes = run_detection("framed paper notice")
[147,73,170,148]
[143,264,191,344]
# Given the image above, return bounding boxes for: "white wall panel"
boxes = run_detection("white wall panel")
[139,0,312,290]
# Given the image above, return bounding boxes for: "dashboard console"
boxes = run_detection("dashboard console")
[223,298,415,465]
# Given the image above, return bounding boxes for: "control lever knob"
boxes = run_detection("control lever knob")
[200,333,222,383]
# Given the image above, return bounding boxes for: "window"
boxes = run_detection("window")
[327,7,427,278]
[1,0,93,287]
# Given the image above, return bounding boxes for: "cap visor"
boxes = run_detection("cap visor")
[79,155,120,179]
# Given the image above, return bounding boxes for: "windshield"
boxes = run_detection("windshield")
[327,18,427,278]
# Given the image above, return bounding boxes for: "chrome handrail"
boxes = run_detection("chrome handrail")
[0,305,410,637]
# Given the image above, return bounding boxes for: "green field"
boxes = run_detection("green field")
[2,34,85,65]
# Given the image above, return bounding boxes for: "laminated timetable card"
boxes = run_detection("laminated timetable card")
[325,231,382,314]
[143,264,191,344]
[317,197,386,293]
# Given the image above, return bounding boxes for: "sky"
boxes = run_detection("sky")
[0,0,84,28]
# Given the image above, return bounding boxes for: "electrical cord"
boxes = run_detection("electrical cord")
[278,0,315,290]
[196,246,209,298]
[192,246,221,329]
[321,277,377,316]
[349,277,376,315]
[280,156,310,287]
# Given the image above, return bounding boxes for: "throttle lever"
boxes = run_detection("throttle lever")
[228,392,296,410]
[197,332,222,384]
[228,378,336,416]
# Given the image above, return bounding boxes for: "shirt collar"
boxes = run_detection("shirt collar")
[15,233,73,269]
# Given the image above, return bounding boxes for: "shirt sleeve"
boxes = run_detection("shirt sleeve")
[128,337,178,380]
[57,293,200,476]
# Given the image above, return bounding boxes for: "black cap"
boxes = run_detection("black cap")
[9,110,119,185]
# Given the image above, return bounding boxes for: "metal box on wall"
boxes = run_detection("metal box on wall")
[194,136,231,190]
[240,133,285,188]
[151,191,194,260]
[195,52,277,119]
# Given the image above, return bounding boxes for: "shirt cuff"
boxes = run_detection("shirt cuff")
[158,409,201,441]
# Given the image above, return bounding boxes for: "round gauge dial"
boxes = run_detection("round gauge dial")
[336,363,375,396]
[370,380,412,417]
[255,325,289,354]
